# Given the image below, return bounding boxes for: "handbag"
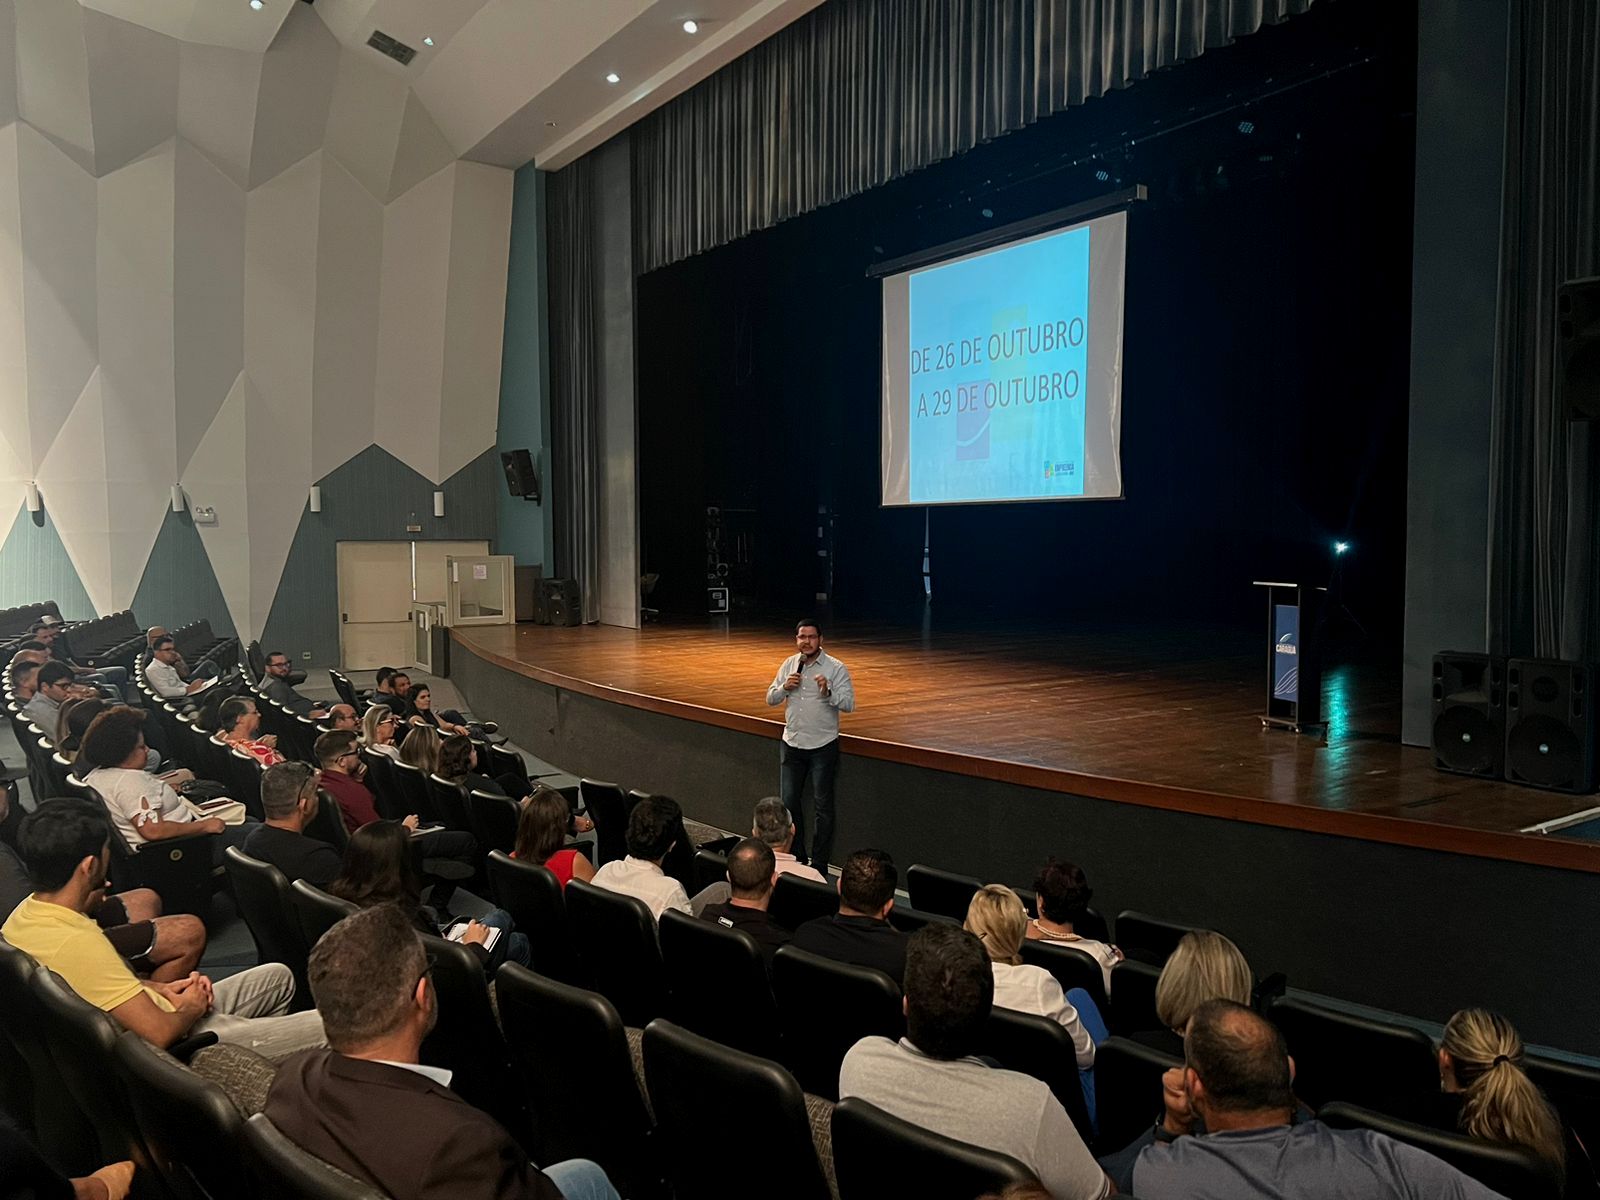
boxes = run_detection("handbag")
[181,796,249,825]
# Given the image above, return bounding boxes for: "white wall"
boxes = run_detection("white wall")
[0,2,512,640]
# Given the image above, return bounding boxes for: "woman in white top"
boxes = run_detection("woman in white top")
[965,884,1094,1069]
[1025,857,1124,993]
[78,706,230,853]
[361,705,402,759]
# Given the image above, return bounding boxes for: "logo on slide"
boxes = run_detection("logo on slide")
[956,386,990,460]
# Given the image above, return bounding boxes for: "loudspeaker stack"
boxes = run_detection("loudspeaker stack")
[1432,652,1597,793]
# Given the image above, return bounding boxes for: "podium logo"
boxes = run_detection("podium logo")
[1275,633,1297,656]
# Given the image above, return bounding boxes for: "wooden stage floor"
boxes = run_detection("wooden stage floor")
[452,617,1600,871]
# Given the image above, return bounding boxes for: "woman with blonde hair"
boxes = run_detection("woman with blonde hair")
[964,884,1094,1069]
[1132,930,1253,1056]
[360,704,401,759]
[398,722,441,776]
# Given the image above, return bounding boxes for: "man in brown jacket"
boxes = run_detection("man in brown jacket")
[264,905,617,1200]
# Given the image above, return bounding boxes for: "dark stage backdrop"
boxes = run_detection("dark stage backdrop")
[637,0,1414,636]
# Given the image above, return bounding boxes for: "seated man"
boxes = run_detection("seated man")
[261,651,329,719]
[753,796,826,883]
[21,661,92,731]
[791,848,909,986]
[266,905,618,1200]
[1118,1000,1505,1199]
[0,785,204,981]
[590,795,692,919]
[33,616,132,701]
[144,635,212,701]
[326,703,359,732]
[243,762,343,888]
[840,924,1111,1200]
[219,696,285,766]
[369,667,410,718]
[3,799,325,1059]
[698,837,791,966]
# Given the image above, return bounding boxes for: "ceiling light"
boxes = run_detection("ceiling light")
[682,19,699,33]
[544,121,558,128]
[423,36,433,46]
[249,0,263,9]
[605,72,620,84]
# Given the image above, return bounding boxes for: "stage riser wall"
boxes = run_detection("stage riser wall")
[455,648,1600,1055]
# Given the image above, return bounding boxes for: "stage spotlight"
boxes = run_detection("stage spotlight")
[980,207,994,219]
[1238,119,1255,135]
[605,72,620,84]
[682,19,699,34]
[1334,540,1351,556]
[1094,168,1110,182]
[249,0,263,9]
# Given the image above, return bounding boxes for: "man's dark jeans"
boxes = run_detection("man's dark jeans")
[779,738,840,871]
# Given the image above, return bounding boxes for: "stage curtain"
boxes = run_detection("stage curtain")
[631,0,1315,273]
[548,158,602,621]
[1489,0,1600,660]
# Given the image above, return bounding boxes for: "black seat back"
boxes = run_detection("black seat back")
[486,742,529,785]
[905,863,982,921]
[466,788,519,853]
[690,847,728,895]
[0,938,99,1173]
[225,748,264,819]
[223,847,309,994]
[976,1005,1093,1141]
[1020,938,1109,1019]
[242,1112,388,1200]
[113,1031,243,1200]
[659,908,783,1059]
[485,850,586,985]
[832,1096,1036,1196]
[1095,1036,1182,1154]
[359,749,406,820]
[770,944,903,1101]
[391,760,434,822]
[494,964,656,1194]
[1114,910,1198,965]
[1527,1052,1600,1174]
[426,773,472,832]
[1109,957,1163,1036]
[307,788,351,853]
[565,878,667,1027]
[579,778,629,865]
[1319,1101,1560,1200]
[1264,994,1438,1113]
[769,873,839,930]
[289,879,360,953]
[643,1019,830,1200]
[328,670,360,710]
[886,904,957,934]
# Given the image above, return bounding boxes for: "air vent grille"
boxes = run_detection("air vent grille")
[366,30,416,65]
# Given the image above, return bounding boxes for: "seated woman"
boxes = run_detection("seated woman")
[405,685,470,738]
[398,723,441,777]
[78,706,255,861]
[60,697,190,784]
[1134,930,1253,1057]
[437,733,529,802]
[512,785,596,887]
[360,705,402,759]
[964,884,1094,1069]
[327,820,530,972]
[1025,858,1123,992]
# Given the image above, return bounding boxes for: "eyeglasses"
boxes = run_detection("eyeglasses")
[338,751,359,762]
[379,717,397,726]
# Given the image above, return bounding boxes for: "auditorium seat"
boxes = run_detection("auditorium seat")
[390,760,435,823]
[1113,910,1199,964]
[690,846,728,895]
[1319,1102,1559,1200]
[905,863,982,921]
[485,850,587,986]
[976,1005,1093,1141]
[0,937,98,1173]
[565,878,668,1027]
[769,873,839,931]
[113,1030,245,1200]
[288,880,359,953]
[659,908,783,1060]
[495,964,658,1197]
[1263,994,1438,1113]
[579,779,630,865]
[307,788,350,853]
[831,1096,1036,1199]
[224,847,310,1003]
[87,787,219,917]
[1020,938,1109,1019]
[466,787,519,853]
[1526,1052,1600,1171]
[1094,1036,1182,1155]
[359,749,406,820]
[887,904,958,934]
[771,945,903,1101]
[1108,957,1163,1037]
[643,1018,831,1200]
[485,742,530,787]
[327,669,365,712]
[243,1113,388,1200]
[224,748,265,820]
[426,773,472,832]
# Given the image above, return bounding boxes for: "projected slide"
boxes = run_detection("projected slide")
[881,209,1126,506]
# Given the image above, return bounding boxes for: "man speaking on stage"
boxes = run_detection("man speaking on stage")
[765,619,855,873]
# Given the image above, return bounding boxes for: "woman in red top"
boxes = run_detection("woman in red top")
[512,785,594,887]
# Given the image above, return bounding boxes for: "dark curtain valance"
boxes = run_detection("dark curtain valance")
[632,0,1315,273]
[1489,0,1600,660]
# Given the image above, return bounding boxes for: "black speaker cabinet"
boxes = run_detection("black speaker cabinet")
[1504,657,1596,793]
[1431,652,1505,778]
[1560,277,1600,421]
[542,578,582,627]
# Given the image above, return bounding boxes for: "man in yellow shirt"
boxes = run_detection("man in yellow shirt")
[3,798,324,1060]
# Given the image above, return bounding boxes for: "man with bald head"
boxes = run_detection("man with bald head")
[1121,1000,1506,1199]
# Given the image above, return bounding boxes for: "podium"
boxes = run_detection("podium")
[1253,581,1325,733]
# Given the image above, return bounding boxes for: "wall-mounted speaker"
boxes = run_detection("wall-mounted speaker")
[1505,657,1596,793]
[1559,277,1600,421]
[1431,652,1504,778]
[501,449,540,502]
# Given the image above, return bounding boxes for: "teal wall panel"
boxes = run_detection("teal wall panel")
[131,507,236,637]
[494,163,553,571]
[0,503,95,619]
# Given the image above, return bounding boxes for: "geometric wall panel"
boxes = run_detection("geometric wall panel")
[14,0,95,172]
[247,2,336,188]
[312,153,380,478]
[81,10,179,176]
[130,504,237,638]
[176,41,263,188]
[0,2,17,130]
[0,122,25,480]
[0,502,95,619]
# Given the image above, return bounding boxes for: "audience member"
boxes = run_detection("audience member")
[219,696,285,766]
[839,924,1111,1199]
[242,762,343,888]
[261,651,329,718]
[326,703,359,732]
[361,705,402,758]
[590,795,692,919]
[406,685,469,736]
[0,1114,133,1200]
[22,661,82,731]
[753,795,825,883]
[31,615,132,701]
[398,723,442,777]
[512,785,595,886]
[144,635,211,700]
[1026,858,1123,991]
[965,884,1094,1067]
[60,696,181,780]
[0,787,204,980]
[369,667,409,717]
[328,821,529,971]
[194,687,232,734]
[698,837,790,966]
[1118,999,1505,1199]
[3,799,324,1058]
[1136,931,1254,1056]
[265,905,617,1200]
[437,733,529,802]
[79,707,255,862]
[791,848,909,986]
